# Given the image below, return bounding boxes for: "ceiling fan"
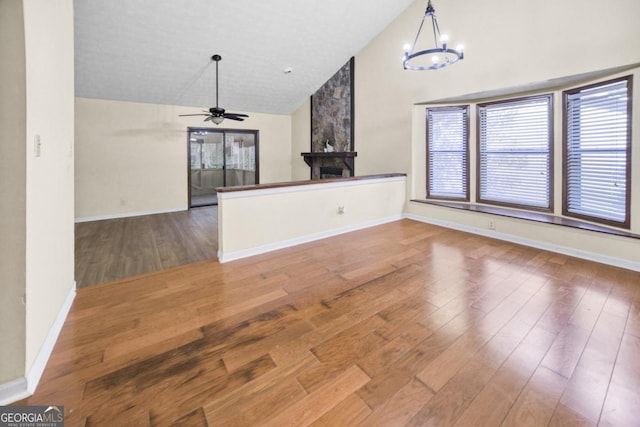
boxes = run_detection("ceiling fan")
[179,54,248,125]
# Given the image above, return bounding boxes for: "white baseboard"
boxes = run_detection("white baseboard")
[0,377,29,406]
[0,281,76,405]
[26,282,76,394]
[404,213,640,272]
[75,207,186,223]
[218,214,403,263]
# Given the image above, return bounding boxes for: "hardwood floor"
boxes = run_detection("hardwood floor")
[17,219,640,426]
[75,206,218,288]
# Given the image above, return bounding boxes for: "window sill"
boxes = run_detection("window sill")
[411,199,639,240]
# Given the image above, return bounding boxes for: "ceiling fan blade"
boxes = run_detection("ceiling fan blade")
[181,55,250,124]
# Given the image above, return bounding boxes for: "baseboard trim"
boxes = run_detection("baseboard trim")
[0,377,29,406]
[218,214,403,263]
[404,213,640,272]
[75,207,185,223]
[0,281,76,405]
[29,282,75,396]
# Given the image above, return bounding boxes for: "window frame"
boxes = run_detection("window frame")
[425,105,470,201]
[476,94,554,212]
[562,75,633,229]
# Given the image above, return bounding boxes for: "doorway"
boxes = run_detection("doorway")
[188,128,259,207]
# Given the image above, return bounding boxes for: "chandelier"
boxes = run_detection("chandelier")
[403,0,464,70]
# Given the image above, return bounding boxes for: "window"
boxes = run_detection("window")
[426,106,469,200]
[563,76,632,228]
[477,95,553,210]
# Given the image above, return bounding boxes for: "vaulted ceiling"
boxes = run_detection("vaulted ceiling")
[74,0,415,115]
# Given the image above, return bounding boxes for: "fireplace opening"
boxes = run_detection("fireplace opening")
[319,166,344,179]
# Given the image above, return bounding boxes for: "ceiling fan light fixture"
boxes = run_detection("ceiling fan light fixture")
[402,0,464,71]
[178,54,249,124]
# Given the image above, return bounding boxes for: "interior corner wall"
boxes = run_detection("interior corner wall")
[75,97,292,220]
[0,0,27,385]
[23,0,75,376]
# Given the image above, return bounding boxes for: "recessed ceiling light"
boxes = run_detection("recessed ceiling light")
[283,67,293,74]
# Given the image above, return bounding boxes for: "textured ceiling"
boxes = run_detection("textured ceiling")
[74,0,415,115]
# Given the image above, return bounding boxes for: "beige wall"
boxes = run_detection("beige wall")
[75,97,292,220]
[218,176,406,261]
[291,98,311,181]
[23,0,75,378]
[0,0,75,398]
[291,0,640,269]
[0,0,27,385]
[351,0,640,175]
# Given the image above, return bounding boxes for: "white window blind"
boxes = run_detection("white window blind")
[426,106,469,200]
[564,77,631,227]
[478,95,552,209]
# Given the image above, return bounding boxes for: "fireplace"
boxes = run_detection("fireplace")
[319,166,345,179]
[301,151,357,180]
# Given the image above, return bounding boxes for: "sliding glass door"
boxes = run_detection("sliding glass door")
[188,128,258,207]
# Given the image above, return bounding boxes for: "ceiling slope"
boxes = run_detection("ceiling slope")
[74,0,415,115]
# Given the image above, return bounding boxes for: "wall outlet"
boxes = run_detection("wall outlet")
[34,135,42,157]
[488,220,496,230]
[337,206,345,214]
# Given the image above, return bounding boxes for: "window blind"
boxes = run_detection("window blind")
[564,77,631,226]
[478,95,552,209]
[426,106,469,200]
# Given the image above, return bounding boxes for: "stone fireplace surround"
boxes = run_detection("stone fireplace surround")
[306,57,355,179]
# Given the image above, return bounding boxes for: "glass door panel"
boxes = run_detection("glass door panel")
[189,130,223,207]
[188,128,258,207]
[225,132,256,187]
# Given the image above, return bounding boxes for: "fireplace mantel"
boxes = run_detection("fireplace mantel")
[301,151,357,178]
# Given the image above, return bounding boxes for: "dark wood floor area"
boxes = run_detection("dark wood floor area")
[75,206,218,288]
[19,219,640,426]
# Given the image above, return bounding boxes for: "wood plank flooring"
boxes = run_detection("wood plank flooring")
[75,206,218,288]
[17,219,640,426]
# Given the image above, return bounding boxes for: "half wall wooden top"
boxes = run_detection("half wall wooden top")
[216,173,406,194]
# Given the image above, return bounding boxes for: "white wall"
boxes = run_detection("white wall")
[75,97,291,220]
[23,0,76,384]
[218,176,406,261]
[0,0,75,403]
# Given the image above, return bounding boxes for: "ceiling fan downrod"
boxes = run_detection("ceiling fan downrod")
[212,54,221,109]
